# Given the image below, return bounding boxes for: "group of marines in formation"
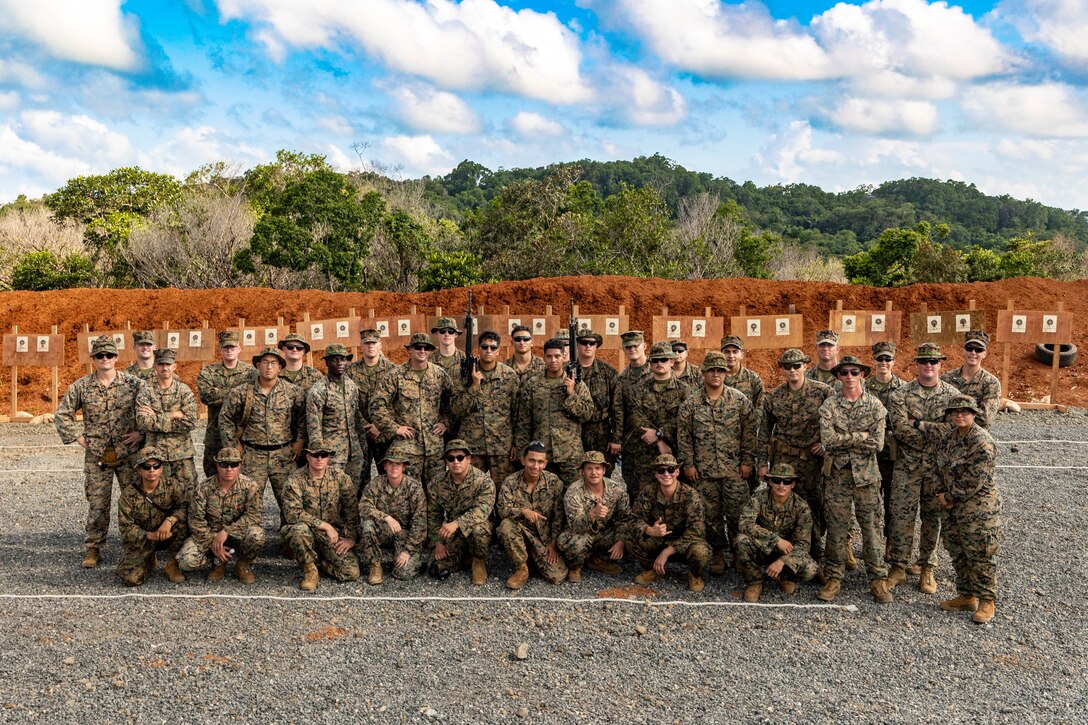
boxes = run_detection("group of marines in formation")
[54,313,1003,623]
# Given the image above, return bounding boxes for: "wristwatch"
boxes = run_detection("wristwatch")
[655,429,663,439]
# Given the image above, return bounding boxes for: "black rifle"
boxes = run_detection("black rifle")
[565,297,581,384]
[461,290,477,385]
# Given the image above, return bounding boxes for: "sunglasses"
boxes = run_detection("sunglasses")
[283,344,306,351]
[577,340,598,346]
[93,353,117,360]
[445,454,467,462]
[437,329,457,335]
[916,358,941,366]
[650,359,670,364]
[139,462,162,471]
[964,345,985,353]
[217,461,241,469]
[780,362,803,370]
[655,466,678,475]
[768,479,796,486]
[308,451,332,459]
[875,356,894,363]
[410,344,432,351]
[479,344,499,351]
[512,336,532,343]
[837,368,863,377]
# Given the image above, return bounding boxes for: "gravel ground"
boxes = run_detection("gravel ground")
[1,412,1086,723]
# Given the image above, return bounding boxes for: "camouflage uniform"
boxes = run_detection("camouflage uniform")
[722,367,765,412]
[196,361,257,476]
[806,366,838,386]
[578,359,623,471]
[427,465,496,575]
[451,362,519,486]
[942,367,1001,429]
[177,473,265,571]
[886,379,960,570]
[496,469,569,583]
[676,385,757,554]
[867,372,906,539]
[673,362,703,391]
[125,363,156,383]
[513,375,594,485]
[358,472,428,579]
[116,464,190,586]
[369,362,452,488]
[624,375,688,498]
[735,487,818,584]
[434,350,466,380]
[627,481,711,576]
[618,359,652,490]
[136,377,199,498]
[55,369,143,550]
[280,365,324,393]
[281,466,361,581]
[819,389,888,582]
[307,376,366,486]
[219,377,305,526]
[759,378,833,559]
[558,476,630,569]
[934,422,1000,602]
[505,354,545,383]
[346,353,397,487]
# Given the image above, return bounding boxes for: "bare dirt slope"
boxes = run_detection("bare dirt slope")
[1,276,1083,414]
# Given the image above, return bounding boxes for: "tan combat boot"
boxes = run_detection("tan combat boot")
[886,566,906,589]
[844,546,858,571]
[506,563,529,590]
[709,549,727,576]
[208,563,226,582]
[82,548,100,569]
[743,582,763,603]
[566,568,582,583]
[906,563,922,576]
[367,562,383,586]
[870,578,893,603]
[817,578,841,602]
[919,566,937,594]
[778,578,796,595]
[687,573,704,593]
[164,557,186,584]
[941,594,978,612]
[470,558,487,586]
[634,569,664,585]
[586,555,623,575]
[235,560,255,585]
[973,599,995,624]
[300,562,319,592]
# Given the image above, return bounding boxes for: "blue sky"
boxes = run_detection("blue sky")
[1,0,1087,210]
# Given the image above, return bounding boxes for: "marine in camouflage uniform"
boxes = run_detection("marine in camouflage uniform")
[135,349,199,499]
[369,333,453,488]
[176,447,265,581]
[806,329,841,387]
[115,448,189,586]
[428,441,496,583]
[934,395,1001,623]
[867,341,906,542]
[219,347,305,528]
[628,454,711,591]
[886,343,960,592]
[574,327,623,474]
[677,350,758,572]
[451,330,519,486]
[196,331,257,476]
[345,328,398,489]
[671,340,703,392]
[278,332,324,392]
[941,330,1001,429]
[513,339,594,485]
[125,330,157,383]
[623,342,687,499]
[55,335,145,565]
[431,316,466,380]
[759,348,833,562]
[504,323,546,383]
[618,331,652,489]
[358,449,428,582]
[306,344,366,488]
[282,447,362,589]
[720,335,764,494]
[558,451,629,577]
[735,463,818,600]
[817,356,892,602]
[496,444,569,587]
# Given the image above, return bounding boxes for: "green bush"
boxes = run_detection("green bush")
[420,250,487,292]
[10,250,94,290]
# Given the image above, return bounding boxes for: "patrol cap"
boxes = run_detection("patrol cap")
[304,445,336,455]
[381,450,410,465]
[777,348,811,366]
[405,333,436,350]
[132,330,155,345]
[764,463,798,482]
[830,355,871,377]
[620,331,644,347]
[871,341,896,357]
[720,335,744,351]
[252,346,286,367]
[443,439,473,456]
[671,339,688,352]
[648,341,677,360]
[816,329,839,345]
[214,447,243,464]
[278,332,311,352]
[322,343,353,361]
[217,330,240,347]
[701,351,728,371]
[964,330,990,350]
[652,453,679,468]
[945,394,983,416]
[132,447,164,467]
[431,317,462,334]
[359,328,381,343]
[914,342,947,361]
[90,335,118,356]
[575,326,602,346]
[153,348,177,364]
[580,450,607,467]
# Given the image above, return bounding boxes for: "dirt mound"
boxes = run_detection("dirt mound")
[1,276,1083,414]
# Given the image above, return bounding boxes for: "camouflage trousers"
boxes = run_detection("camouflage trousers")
[558,527,623,570]
[942,493,1001,601]
[582,422,618,475]
[621,442,658,501]
[496,519,568,584]
[357,519,423,580]
[176,527,266,571]
[360,437,392,491]
[733,535,818,585]
[473,454,514,493]
[115,520,190,586]
[201,412,225,477]
[162,458,198,500]
[771,451,825,561]
[545,460,580,489]
[242,445,297,528]
[690,477,725,553]
[402,451,445,492]
[281,523,360,581]
[82,450,137,549]
[628,534,711,578]
[329,449,365,494]
[823,466,887,582]
[431,525,492,576]
[878,455,895,541]
[888,459,941,570]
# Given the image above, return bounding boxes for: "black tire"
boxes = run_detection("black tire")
[1034,343,1078,367]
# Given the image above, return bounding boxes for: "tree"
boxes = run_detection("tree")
[420,250,487,291]
[843,221,950,286]
[591,184,678,277]
[10,250,94,291]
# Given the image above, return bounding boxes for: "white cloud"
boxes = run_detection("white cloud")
[388,84,481,134]
[325,144,356,172]
[998,0,1088,68]
[19,110,132,162]
[0,91,19,111]
[0,0,143,70]
[604,67,687,126]
[381,134,454,176]
[962,82,1088,138]
[143,126,265,178]
[0,123,94,186]
[757,121,844,181]
[216,0,593,103]
[823,97,939,135]
[316,115,354,136]
[0,58,48,88]
[509,112,565,139]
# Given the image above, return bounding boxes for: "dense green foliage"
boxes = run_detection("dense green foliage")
[10,250,94,291]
